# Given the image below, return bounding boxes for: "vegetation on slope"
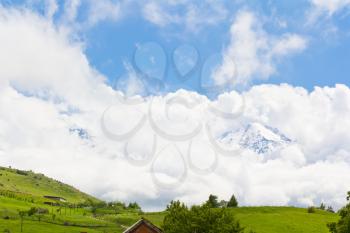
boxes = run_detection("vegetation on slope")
[0,166,99,204]
[0,166,341,233]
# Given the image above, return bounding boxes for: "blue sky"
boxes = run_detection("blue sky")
[3,0,350,96]
[3,0,350,210]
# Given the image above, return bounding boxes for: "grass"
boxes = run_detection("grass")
[229,206,339,233]
[0,167,98,203]
[0,166,340,233]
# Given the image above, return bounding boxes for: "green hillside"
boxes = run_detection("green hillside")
[0,166,340,233]
[229,206,339,233]
[0,166,99,204]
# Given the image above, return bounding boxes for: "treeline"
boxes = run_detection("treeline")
[80,198,141,211]
[162,193,254,233]
[205,194,238,208]
[327,191,350,233]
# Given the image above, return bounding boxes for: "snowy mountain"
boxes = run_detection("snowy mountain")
[219,122,292,154]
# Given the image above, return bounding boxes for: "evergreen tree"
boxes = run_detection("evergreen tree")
[319,203,326,210]
[227,194,238,208]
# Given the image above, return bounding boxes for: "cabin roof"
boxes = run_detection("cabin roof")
[43,195,66,200]
[123,218,163,233]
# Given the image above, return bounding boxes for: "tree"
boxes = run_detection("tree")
[327,206,335,213]
[27,207,37,216]
[319,203,326,210]
[219,200,228,208]
[163,201,191,233]
[206,194,220,208]
[227,194,238,208]
[128,202,141,210]
[18,210,26,232]
[328,192,350,233]
[162,200,245,233]
[91,206,98,216]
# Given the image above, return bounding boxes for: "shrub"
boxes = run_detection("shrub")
[327,206,335,213]
[27,207,37,216]
[37,208,49,214]
[308,206,316,213]
[15,170,28,176]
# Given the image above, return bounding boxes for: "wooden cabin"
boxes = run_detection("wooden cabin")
[43,195,67,202]
[123,218,163,233]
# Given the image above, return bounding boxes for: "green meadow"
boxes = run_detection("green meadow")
[0,166,339,233]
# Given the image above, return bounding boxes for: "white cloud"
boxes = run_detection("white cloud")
[62,0,81,23]
[0,6,350,212]
[24,1,226,32]
[213,10,307,86]
[141,0,228,32]
[86,0,123,27]
[310,0,350,16]
[142,1,180,27]
[306,0,350,27]
[45,0,58,19]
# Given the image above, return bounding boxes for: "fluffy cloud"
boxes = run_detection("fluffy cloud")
[0,5,350,212]
[213,11,307,86]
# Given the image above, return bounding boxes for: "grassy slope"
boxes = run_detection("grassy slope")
[0,166,340,233]
[0,190,125,232]
[0,167,98,203]
[109,207,339,233]
[230,207,339,233]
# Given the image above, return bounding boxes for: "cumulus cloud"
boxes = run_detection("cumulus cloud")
[213,10,307,86]
[0,5,350,212]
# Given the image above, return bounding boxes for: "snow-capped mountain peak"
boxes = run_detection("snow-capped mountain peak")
[219,122,292,154]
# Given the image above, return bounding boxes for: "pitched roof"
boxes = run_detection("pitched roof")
[123,218,163,233]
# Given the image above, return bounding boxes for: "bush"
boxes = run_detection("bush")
[15,170,28,176]
[27,207,37,216]
[37,208,49,214]
[327,206,335,213]
[308,206,316,213]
